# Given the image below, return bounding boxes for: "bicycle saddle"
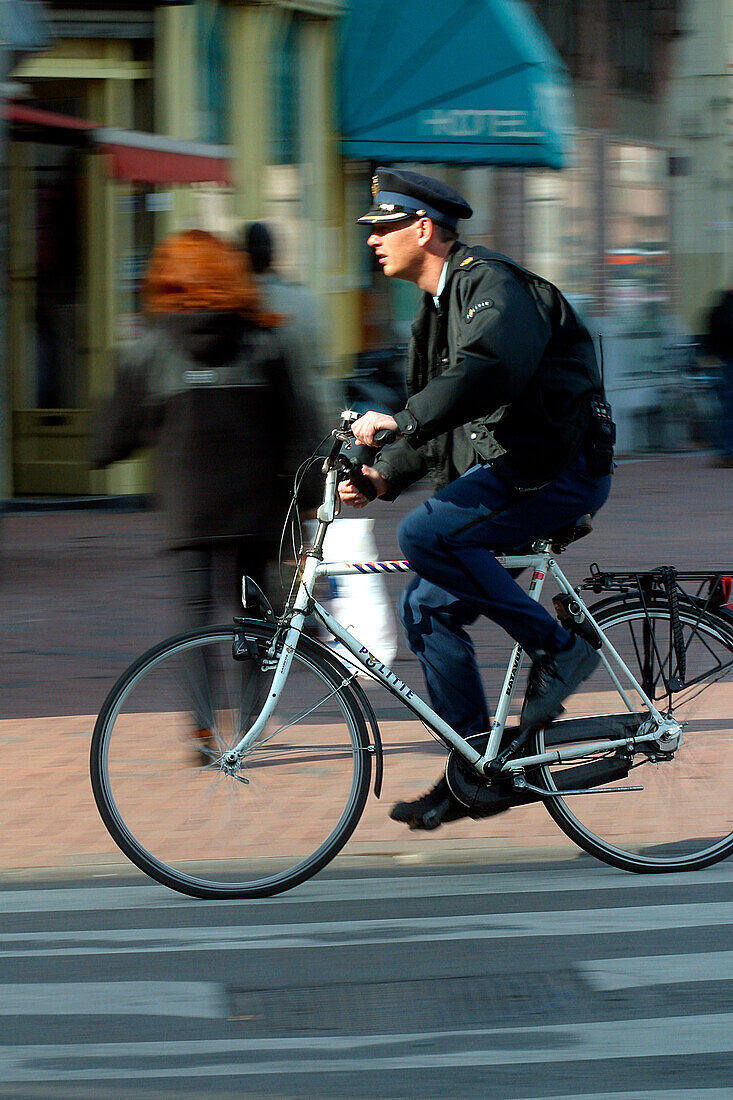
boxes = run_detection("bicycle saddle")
[497,515,593,558]
[549,514,593,553]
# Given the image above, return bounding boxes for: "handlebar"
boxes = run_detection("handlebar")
[324,413,398,501]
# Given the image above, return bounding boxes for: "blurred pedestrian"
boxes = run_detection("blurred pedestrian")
[706,283,733,467]
[94,228,317,628]
[239,222,329,421]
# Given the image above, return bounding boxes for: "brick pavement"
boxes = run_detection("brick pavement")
[2,453,733,875]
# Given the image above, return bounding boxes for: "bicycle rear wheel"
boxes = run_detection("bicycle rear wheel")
[90,622,372,899]
[533,601,733,872]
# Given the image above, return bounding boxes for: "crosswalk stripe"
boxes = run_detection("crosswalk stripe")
[522,1093,733,1100]
[1,900,730,958]
[3,951,730,1017]
[0,1013,731,1081]
[2,862,732,914]
[580,950,733,991]
[0,981,222,1018]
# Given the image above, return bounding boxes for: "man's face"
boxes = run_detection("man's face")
[366,219,423,282]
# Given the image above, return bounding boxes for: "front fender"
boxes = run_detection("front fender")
[233,618,384,798]
[297,634,385,799]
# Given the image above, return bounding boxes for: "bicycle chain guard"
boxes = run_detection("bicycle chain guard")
[446,714,653,810]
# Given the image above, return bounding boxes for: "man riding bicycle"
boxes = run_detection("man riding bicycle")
[339,168,614,831]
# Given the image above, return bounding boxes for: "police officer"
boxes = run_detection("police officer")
[339,168,614,831]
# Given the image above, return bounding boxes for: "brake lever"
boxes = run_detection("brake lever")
[336,454,377,501]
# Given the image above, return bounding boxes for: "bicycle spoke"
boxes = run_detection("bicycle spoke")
[252,673,358,749]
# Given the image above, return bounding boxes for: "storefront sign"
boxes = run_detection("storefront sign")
[420,109,545,140]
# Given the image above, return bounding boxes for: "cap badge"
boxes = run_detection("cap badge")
[465,299,494,323]
[371,175,379,199]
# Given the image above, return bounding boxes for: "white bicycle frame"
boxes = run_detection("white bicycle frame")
[232,463,669,778]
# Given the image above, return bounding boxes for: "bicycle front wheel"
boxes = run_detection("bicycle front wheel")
[91,622,372,899]
[534,601,733,872]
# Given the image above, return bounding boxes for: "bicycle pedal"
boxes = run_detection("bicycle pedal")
[415,807,443,830]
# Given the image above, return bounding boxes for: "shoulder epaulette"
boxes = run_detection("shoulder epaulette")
[456,255,488,273]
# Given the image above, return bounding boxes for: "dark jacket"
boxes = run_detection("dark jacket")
[708,291,733,361]
[94,311,318,548]
[373,243,605,496]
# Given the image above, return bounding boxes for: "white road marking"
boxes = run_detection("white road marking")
[0,901,730,958]
[0,981,223,1018]
[1,862,732,914]
[523,1093,733,1100]
[0,1013,731,1081]
[580,950,733,991]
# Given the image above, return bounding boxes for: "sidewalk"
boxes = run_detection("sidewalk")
[2,453,732,875]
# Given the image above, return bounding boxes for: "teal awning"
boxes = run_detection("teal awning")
[338,0,575,169]
[0,0,51,53]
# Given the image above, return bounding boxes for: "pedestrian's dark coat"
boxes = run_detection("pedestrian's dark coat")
[708,290,733,361]
[94,311,316,548]
[373,243,605,497]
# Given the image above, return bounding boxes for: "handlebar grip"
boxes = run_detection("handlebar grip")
[373,428,397,447]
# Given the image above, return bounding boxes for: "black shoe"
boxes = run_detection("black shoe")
[522,635,600,729]
[390,777,469,831]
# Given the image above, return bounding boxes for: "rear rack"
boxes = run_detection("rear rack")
[579,566,733,692]
[581,565,733,605]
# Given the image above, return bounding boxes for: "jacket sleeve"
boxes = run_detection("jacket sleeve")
[92,355,150,469]
[394,268,552,449]
[372,436,429,500]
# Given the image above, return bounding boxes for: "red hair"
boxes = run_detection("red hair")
[143,229,280,326]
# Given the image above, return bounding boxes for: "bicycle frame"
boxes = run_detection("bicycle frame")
[232,460,670,779]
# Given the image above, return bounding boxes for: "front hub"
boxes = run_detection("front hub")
[221,750,243,776]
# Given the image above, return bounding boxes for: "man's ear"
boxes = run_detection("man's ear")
[415,217,435,248]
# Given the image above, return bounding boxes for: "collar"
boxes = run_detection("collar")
[432,259,449,310]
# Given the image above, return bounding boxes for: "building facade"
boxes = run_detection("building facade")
[5,0,729,499]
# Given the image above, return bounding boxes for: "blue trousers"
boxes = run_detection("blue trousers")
[397,456,612,737]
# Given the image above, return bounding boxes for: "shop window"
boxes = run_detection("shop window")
[198,0,228,144]
[608,0,682,97]
[270,13,301,166]
[606,141,670,336]
[528,0,585,80]
[28,144,82,409]
[525,134,600,322]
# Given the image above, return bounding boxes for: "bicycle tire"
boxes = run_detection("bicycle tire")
[532,599,733,873]
[90,621,372,899]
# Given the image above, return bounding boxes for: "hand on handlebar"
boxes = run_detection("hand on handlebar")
[338,466,391,509]
[351,411,400,448]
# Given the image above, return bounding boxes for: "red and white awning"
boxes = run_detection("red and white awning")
[4,103,232,185]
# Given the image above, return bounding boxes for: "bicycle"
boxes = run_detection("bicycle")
[91,413,733,898]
